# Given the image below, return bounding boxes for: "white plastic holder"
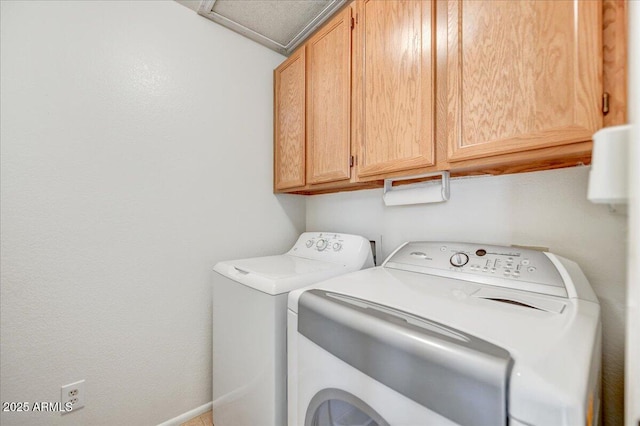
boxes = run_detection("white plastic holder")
[588,124,631,214]
[383,171,450,206]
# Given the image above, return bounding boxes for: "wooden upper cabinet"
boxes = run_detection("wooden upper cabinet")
[446,0,603,163]
[355,0,436,179]
[273,0,621,194]
[274,48,306,191]
[306,7,352,185]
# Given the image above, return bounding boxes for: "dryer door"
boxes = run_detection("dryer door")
[305,389,389,426]
[298,290,513,426]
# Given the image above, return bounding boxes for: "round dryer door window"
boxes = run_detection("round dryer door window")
[305,389,389,426]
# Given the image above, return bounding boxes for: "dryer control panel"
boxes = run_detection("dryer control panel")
[384,242,567,297]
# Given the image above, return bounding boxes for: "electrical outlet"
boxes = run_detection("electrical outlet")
[61,380,85,413]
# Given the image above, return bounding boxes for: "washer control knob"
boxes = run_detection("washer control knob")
[332,242,342,251]
[306,240,314,248]
[450,252,469,267]
[316,239,328,251]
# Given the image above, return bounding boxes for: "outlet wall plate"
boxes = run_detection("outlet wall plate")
[61,380,85,413]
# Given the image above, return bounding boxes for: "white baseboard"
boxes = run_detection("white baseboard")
[157,401,213,426]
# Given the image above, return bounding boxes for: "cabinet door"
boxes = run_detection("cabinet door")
[355,0,435,179]
[446,0,602,162]
[274,49,306,191]
[306,7,352,185]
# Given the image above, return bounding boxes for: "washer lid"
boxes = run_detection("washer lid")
[214,255,348,295]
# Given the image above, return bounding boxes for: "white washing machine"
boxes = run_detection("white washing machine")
[288,242,601,426]
[212,232,374,426]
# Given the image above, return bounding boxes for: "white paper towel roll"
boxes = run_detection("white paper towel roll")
[588,125,630,204]
[383,183,447,206]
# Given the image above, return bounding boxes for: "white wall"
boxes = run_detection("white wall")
[626,1,639,424]
[1,1,631,425]
[0,1,304,425]
[307,166,627,426]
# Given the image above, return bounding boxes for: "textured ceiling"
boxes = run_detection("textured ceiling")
[214,1,332,46]
[192,0,346,56]
[175,0,201,12]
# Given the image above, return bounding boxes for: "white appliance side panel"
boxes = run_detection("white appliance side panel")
[287,311,299,426]
[212,274,287,426]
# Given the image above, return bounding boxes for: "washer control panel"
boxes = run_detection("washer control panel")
[385,242,567,297]
[301,233,344,252]
[288,232,373,266]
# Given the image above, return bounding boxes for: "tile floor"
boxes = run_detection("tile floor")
[180,410,213,426]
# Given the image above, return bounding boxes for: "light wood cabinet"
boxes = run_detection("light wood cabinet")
[444,0,603,164]
[354,0,435,180]
[274,48,306,191]
[306,7,352,185]
[273,0,625,194]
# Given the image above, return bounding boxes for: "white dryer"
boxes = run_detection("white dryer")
[288,242,601,426]
[212,232,373,426]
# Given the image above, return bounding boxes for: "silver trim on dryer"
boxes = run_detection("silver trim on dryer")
[298,289,513,426]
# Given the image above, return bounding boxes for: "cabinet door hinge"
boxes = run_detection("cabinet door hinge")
[602,92,610,115]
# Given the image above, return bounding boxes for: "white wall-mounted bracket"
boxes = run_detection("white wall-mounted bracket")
[383,171,450,206]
